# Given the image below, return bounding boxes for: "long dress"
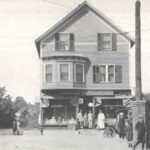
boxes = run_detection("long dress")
[83,114,88,128]
[97,112,105,129]
[88,113,93,129]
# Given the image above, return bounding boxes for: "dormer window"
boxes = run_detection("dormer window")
[55,33,74,51]
[98,33,117,51]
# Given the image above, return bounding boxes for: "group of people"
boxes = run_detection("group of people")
[116,111,146,150]
[77,109,105,130]
[77,110,93,129]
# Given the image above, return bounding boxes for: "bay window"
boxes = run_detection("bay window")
[45,64,53,82]
[75,63,84,82]
[59,63,70,81]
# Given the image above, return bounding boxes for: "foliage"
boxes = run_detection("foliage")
[0,87,40,128]
[13,97,40,128]
[0,87,15,128]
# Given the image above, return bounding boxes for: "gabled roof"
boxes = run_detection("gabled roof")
[35,1,135,56]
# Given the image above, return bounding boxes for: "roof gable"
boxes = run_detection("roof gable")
[35,1,135,56]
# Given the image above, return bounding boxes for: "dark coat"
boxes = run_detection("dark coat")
[135,120,145,142]
[126,123,133,141]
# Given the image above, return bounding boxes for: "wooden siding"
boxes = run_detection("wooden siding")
[40,10,131,91]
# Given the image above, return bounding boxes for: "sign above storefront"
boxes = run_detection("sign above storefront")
[86,90,114,96]
[94,97,102,104]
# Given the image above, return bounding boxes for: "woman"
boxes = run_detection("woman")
[83,113,88,129]
[88,110,93,129]
[97,110,105,129]
[126,120,133,147]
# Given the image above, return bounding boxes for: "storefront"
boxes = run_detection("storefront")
[39,90,131,127]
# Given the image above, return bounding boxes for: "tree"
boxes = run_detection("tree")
[13,96,29,126]
[13,96,28,113]
[0,87,15,128]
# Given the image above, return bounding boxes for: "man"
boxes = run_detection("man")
[77,110,83,129]
[116,112,125,141]
[12,120,17,135]
[97,110,105,130]
[133,115,145,150]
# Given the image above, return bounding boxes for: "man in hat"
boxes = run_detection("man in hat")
[133,115,145,150]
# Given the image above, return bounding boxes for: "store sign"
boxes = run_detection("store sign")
[87,90,114,96]
[79,98,83,104]
[94,97,102,104]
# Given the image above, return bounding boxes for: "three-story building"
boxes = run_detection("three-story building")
[35,2,134,127]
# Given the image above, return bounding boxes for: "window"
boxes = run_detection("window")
[75,64,84,82]
[59,64,70,81]
[108,65,115,82]
[98,33,117,51]
[55,33,74,51]
[102,33,112,49]
[93,65,106,83]
[93,64,121,83]
[45,64,53,82]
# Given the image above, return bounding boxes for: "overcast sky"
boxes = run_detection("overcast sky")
[0,0,150,103]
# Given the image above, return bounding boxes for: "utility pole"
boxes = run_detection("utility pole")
[135,0,142,101]
[132,0,146,146]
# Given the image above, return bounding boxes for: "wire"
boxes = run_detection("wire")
[41,0,73,9]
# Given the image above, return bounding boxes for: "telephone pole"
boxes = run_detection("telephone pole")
[135,0,142,101]
[132,0,146,145]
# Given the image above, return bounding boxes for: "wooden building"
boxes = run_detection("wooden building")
[35,2,134,127]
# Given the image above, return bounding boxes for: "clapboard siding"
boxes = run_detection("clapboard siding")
[40,9,131,90]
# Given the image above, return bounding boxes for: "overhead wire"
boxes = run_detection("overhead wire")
[41,0,73,9]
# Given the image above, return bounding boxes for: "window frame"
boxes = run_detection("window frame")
[98,33,115,51]
[101,33,112,50]
[107,64,115,83]
[93,64,115,83]
[44,63,54,83]
[74,63,84,83]
[58,63,71,82]
[56,33,70,51]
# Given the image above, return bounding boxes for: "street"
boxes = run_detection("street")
[0,129,144,150]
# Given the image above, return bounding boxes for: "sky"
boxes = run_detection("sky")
[0,0,150,103]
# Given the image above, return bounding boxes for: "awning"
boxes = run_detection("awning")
[41,95,55,107]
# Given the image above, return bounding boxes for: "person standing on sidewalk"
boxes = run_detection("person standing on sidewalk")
[83,113,88,129]
[116,112,125,141]
[77,110,83,129]
[97,110,105,130]
[88,110,93,129]
[133,115,145,150]
[12,120,17,135]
